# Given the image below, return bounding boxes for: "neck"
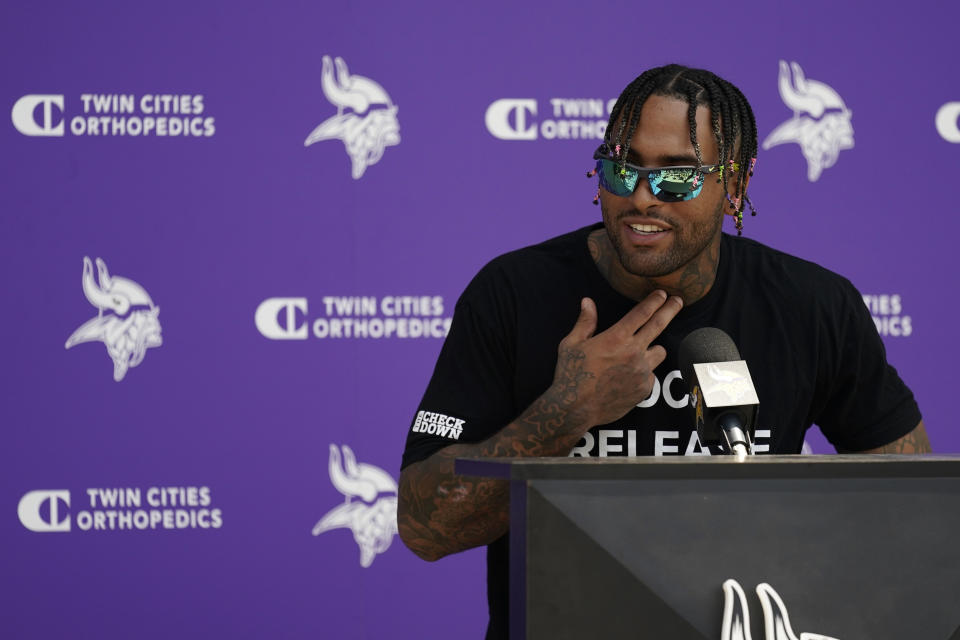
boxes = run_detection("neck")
[587,228,721,305]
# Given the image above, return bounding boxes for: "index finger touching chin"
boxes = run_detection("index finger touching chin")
[612,290,669,336]
[634,296,683,345]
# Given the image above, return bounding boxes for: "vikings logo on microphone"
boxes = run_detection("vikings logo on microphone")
[312,444,398,568]
[762,61,854,182]
[304,55,400,179]
[65,257,162,382]
[703,363,754,404]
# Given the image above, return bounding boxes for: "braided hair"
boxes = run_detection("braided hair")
[605,64,758,234]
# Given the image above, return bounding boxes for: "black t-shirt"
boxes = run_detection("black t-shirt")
[401,223,921,639]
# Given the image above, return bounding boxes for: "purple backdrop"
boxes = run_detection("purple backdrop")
[3,1,958,637]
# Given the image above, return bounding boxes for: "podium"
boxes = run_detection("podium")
[456,455,960,640]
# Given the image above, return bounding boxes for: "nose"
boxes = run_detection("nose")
[626,173,660,209]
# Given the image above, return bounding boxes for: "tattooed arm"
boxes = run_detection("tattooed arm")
[398,291,683,561]
[848,421,932,454]
[396,383,594,562]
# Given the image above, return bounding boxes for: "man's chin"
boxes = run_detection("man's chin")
[624,264,680,279]
[619,251,682,279]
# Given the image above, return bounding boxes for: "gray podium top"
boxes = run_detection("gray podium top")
[456,454,960,481]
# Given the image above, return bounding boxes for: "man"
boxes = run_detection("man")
[397,64,930,639]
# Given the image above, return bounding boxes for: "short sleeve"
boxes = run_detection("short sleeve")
[813,278,921,451]
[400,274,519,470]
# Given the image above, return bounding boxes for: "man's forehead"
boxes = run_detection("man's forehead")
[619,96,718,162]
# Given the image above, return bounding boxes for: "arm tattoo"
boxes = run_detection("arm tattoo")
[856,421,932,454]
[398,347,596,561]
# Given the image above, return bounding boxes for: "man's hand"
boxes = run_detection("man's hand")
[551,291,683,427]
[398,292,683,561]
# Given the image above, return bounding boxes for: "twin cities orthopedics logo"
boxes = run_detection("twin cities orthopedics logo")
[485,97,616,141]
[937,102,960,143]
[255,295,451,340]
[863,293,913,337]
[11,93,215,138]
[18,487,223,533]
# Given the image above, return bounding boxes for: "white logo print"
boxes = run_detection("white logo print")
[254,297,309,339]
[762,61,854,182]
[484,97,612,141]
[255,295,451,341]
[485,99,538,140]
[18,490,71,532]
[411,410,464,440]
[722,579,838,640]
[304,56,400,179]
[698,362,759,406]
[936,102,960,143]
[65,257,162,381]
[312,444,398,568]
[11,94,65,136]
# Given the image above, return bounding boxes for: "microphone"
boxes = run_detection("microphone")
[677,328,759,459]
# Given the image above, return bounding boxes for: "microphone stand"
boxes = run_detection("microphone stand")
[718,414,753,461]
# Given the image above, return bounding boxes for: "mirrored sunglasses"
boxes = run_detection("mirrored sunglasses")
[591,144,734,202]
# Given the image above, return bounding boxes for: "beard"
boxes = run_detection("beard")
[600,198,725,278]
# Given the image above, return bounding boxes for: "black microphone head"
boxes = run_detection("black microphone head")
[677,327,742,378]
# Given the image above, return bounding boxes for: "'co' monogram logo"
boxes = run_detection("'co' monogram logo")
[255,297,308,340]
[11,95,65,137]
[936,102,960,143]
[18,490,71,532]
[485,99,537,141]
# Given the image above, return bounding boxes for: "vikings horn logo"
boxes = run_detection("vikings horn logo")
[65,257,162,382]
[304,55,400,180]
[704,363,753,404]
[312,444,398,568]
[722,579,838,640]
[762,61,854,182]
